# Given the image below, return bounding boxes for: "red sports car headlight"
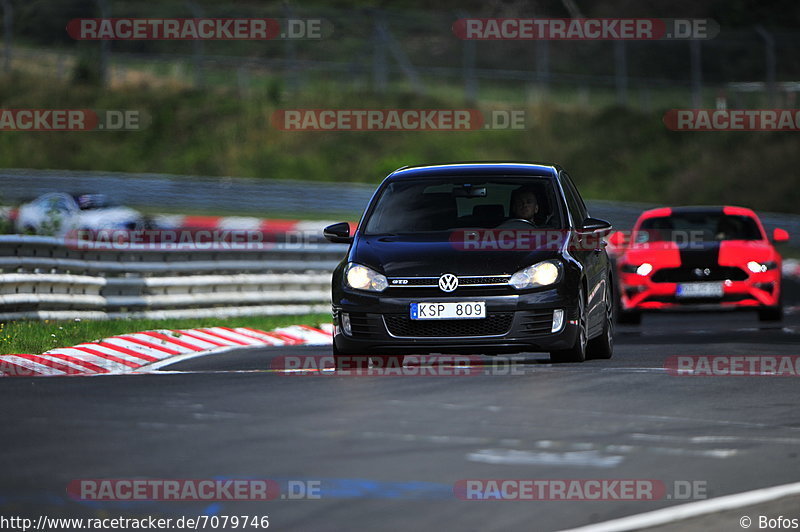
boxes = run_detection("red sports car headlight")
[746,261,777,273]
[621,262,652,276]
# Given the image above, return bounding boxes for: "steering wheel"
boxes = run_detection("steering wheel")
[497,218,536,228]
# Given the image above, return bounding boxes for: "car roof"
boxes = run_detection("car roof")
[387,162,560,179]
[639,205,758,219]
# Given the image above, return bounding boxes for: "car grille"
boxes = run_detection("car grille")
[388,275,510,288]
[651,266,748,283]
[383,312,514,338]
[459,276,511,285]
[346,312,383,339]
[518,310,555,336]
[647,294,752,304]
[394,278,439,286]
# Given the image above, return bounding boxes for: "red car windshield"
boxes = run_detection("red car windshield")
[634,213,763,243]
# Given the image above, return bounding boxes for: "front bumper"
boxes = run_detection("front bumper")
[619,269,781,311]
[332,287,578,355]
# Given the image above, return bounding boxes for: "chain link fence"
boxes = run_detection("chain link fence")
[2,3,800,108]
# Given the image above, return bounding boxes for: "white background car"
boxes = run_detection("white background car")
[15,192,144,237]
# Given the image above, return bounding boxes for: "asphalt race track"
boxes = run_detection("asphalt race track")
[2,286,799,531]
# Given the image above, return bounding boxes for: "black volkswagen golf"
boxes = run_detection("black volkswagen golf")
[324,162,615,366]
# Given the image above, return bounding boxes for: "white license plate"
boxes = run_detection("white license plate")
[676,282,724,298]
[410,302,486,320]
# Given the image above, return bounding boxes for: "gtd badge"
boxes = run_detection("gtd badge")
[438,273,458,292]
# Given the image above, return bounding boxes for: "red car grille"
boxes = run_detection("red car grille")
[651,266,748,283]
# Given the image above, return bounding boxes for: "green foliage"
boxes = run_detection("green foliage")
[0,75,797,213]
[71,52,103,87]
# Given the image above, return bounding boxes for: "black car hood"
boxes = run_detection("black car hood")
[351,233,565,277]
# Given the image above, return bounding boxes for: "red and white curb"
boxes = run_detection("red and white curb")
[150,215,357,235]
[153,215,317,234]
[0,323,333,377]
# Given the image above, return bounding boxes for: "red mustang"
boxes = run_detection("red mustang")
[609,206,789,324]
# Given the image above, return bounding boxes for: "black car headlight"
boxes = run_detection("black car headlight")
[509,260,562,289]
[345,263,388,292]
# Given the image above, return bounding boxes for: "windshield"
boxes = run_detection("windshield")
[634,213,763,243]
[76,194,115,210]
[363,177,564,235]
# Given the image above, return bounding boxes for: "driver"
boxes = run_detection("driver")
[509,186,540,223]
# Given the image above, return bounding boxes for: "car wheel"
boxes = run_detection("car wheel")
[587,279,614,359]
[333,341,369,371]
[550,288,587,363]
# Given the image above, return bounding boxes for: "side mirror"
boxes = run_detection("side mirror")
[773,227,790,243]
[578,217,612,235]
[323,222,353,244]
[607,230,628,247]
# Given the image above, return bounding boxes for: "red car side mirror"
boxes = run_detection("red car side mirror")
[773,228,789,243]
[607,231,628,247]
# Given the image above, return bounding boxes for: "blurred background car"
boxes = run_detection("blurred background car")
[15,192,145,237]
[610,206,788,324]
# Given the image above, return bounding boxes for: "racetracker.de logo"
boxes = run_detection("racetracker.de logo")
[452,18,718,40]
[665,356,800,376]
[65,229,283,251]
[454,479,666,500]
[67,18,332,40]
[67,479,281,501]
[272,354,485,376]
[0,109,143,131]
[664,109,800,131]
[272,109,529,131]
[455,479,707,500]
[449,229,606,252]
[272,109,484,131]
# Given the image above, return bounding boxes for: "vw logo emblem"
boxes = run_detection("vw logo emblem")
[438,273,459,292]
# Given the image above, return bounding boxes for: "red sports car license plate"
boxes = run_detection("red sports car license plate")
[676,282,724,298]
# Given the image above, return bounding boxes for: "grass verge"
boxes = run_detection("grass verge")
[0,313,330,355]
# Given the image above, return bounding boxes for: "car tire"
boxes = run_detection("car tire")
[617,305,642,325]
[758,305,783,322]
[758,289,784,322]
[587,279,614,360]
[550,288,587,363]
[333,342,369,371]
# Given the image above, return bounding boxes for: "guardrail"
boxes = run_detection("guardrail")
[2,232,798,322]
[0,235,347,321]
[3,170,798,248]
